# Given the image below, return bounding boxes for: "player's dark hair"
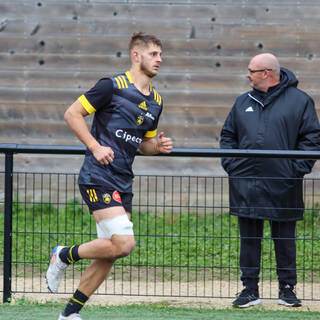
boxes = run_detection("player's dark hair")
[129,32,162,51]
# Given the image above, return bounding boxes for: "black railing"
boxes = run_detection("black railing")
[2,143,320,158]
[1,144,320,303]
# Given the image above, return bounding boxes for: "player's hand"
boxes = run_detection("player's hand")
[92,145,114,165]
[157,132,173,154]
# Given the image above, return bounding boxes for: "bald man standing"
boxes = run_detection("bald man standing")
[220,54,320,308]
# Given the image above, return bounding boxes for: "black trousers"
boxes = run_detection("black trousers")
[238,216,297,289]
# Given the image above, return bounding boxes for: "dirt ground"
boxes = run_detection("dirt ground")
[2,275,320,312]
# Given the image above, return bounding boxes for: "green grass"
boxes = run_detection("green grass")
[0,198,320,281]
[0,300,320,320]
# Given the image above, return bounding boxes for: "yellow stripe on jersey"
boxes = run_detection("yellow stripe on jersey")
[78,94,96,114]
[153,89,162,106]
[120,75,128,88]
[118,76,125,89]
[145,129,157,138]
[125,71,133,83]
[115,77,121,89]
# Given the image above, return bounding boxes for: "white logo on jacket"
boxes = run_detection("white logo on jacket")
[245,106,254,112]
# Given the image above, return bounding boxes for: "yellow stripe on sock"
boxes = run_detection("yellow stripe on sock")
[71,297,85,306]
[67,245,75,264]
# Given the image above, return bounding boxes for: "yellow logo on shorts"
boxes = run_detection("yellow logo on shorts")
[103,193,111,204]
[86,189,98,202]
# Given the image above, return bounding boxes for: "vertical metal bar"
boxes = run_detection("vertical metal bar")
[3,152,13,303]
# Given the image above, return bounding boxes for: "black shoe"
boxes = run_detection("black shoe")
[232,287,261,308]
[278,284,302,307]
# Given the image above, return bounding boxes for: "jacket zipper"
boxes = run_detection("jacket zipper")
[248,93,264,108]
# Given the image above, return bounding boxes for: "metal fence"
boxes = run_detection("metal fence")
[1,144,320,304]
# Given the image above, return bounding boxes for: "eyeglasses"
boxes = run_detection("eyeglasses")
[248,68,273,73]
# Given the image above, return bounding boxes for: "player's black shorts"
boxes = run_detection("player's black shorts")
[79,184,133,214]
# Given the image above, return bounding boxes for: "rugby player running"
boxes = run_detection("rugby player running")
[46,32,173,320]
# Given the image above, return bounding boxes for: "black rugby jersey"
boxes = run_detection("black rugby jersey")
[77,71,163,192]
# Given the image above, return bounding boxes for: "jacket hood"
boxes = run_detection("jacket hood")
[279,67,298,89]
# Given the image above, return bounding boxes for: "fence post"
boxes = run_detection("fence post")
[3,152,13,303]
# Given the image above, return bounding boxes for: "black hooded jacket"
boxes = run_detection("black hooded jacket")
[220,68,320,221]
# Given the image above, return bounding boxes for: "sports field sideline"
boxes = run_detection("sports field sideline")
[1,298,320,320]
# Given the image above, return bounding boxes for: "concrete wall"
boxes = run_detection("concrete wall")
[0,0,319,176]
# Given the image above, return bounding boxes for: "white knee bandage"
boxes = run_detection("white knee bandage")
[96,215,134,239]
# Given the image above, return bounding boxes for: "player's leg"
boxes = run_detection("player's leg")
[54,188,135,319]
[58,209,135,319]
[74,221,136,296]
[77,209,135,259]
[77,258,114,297]
[46,186,134,293]
[46,211,135,293]
[65,210,136,298]
[58,258,114,320]
[46,233,134,294]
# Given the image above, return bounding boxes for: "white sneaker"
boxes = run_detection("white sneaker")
[58,313,82,320]
[46,246,69,293]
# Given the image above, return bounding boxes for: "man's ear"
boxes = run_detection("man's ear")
[131,50,140,63]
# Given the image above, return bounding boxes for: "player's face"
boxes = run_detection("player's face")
[140,44,162,78]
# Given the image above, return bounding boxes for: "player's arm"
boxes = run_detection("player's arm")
[139,132,173,155]
[64,100,114,165]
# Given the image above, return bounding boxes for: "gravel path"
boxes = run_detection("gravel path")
[2,275,320,312]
